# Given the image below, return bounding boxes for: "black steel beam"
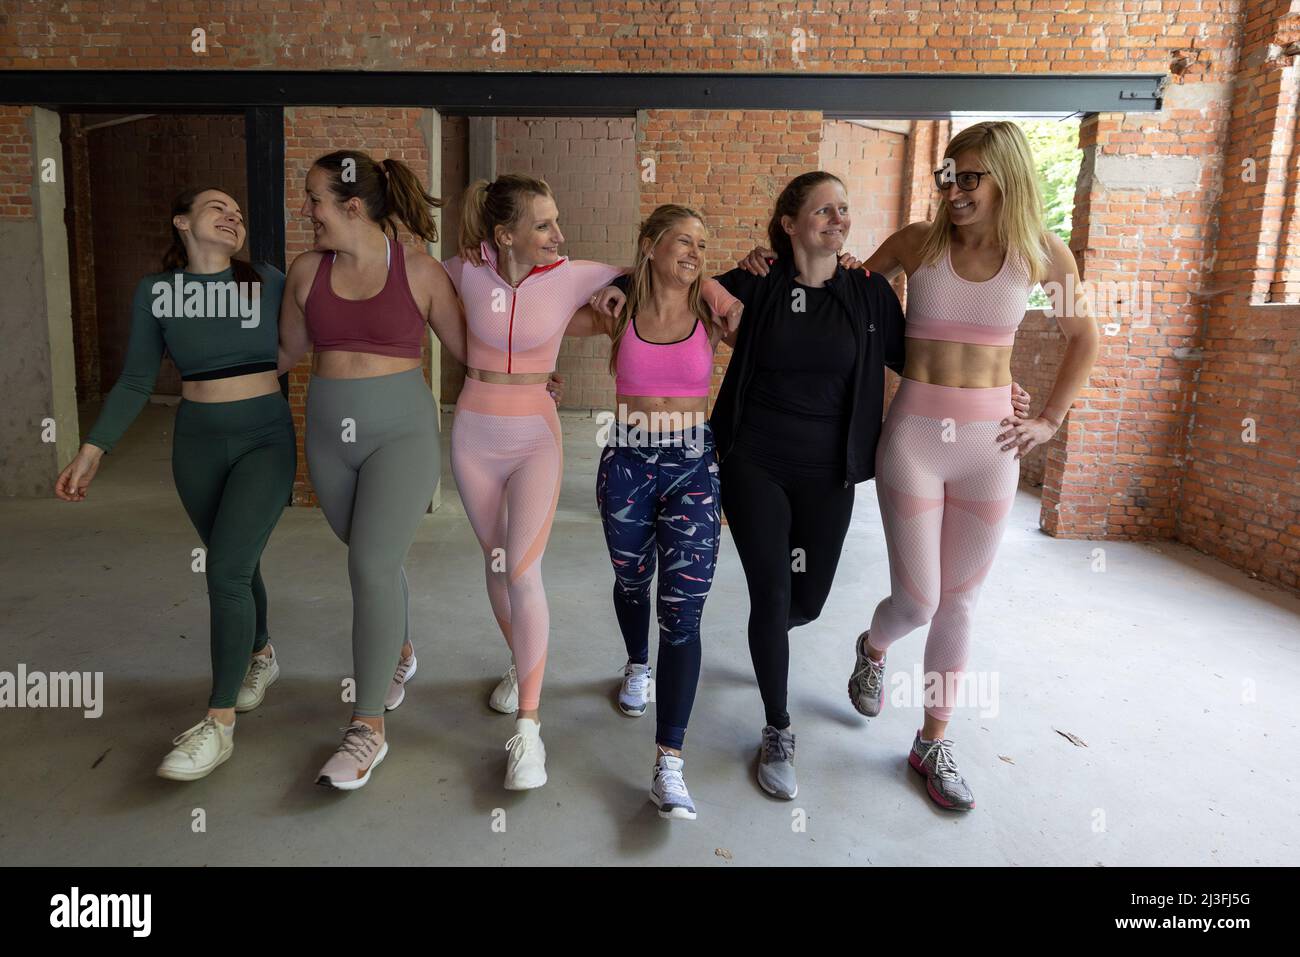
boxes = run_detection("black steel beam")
[1,70,1164,116]
[244,106,285,273]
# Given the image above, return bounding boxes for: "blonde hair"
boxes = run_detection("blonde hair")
[917,121,1051,285]
[609,204,714,376]
[459,174,553,253]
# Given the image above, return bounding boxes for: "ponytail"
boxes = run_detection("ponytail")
[459,174,553,255]
[313,150,442,244]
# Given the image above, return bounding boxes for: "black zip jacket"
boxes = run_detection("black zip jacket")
[710,258,906,487]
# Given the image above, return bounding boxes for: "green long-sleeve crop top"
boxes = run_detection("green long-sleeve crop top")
[85,263,285,453]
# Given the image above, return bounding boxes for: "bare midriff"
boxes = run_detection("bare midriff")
[616,394,709,434]
[313,351,423,380]
[181,370,281,403]
[903,338,1013,389]
[466,368,552,385]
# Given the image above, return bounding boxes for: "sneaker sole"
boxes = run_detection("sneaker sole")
[385,657,417,711]
[907,751,975,811]
[651,792,697,820]
[157,742,234,782]
[317,740,389,792]
[618,701,648,717]
[504,768,547,790]
[234,663,279,713]
[757,777,798,800]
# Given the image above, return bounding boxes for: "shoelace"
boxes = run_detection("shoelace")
[851,653,885,698]
[394,655,415,682]
[505,731,531,757]
[761,727,794,762]
[336,724,378,762]
[172,717,218,756]
[657,765,690,801]
[922,738,962,782]
[246,655,273,682]
[622,665,650,696]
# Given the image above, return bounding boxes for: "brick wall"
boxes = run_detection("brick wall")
[1176,1,1300,590]
[1,2,1234,74]
[0,106,32,219]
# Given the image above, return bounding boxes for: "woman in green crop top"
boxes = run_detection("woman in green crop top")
[55,186,297,783]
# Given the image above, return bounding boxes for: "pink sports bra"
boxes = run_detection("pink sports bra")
[615,316,713,397]
[904,245,1033,347]
[304,236,426,358]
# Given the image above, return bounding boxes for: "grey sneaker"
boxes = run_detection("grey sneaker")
[618,661,654,717]
[908,732,975,811]
[756,725,798,799]
[650,754,697,820]
[847,631,886,717]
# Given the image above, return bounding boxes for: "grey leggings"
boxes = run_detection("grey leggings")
[306,367,439,717]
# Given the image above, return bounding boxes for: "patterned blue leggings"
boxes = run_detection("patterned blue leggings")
[596,425,721,750]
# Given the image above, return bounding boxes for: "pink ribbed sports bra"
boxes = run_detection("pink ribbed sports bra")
[904,245,1033,347]
[304,237,426,358]
[616,316,712,397]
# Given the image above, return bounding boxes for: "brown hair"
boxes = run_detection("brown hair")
[459,174,554,254]
[161,186,259,285]
[608,204,714,376]
[765,171,846,261]
[312,150,442,244]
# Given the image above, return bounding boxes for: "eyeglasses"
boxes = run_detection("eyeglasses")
[933,169,991,192]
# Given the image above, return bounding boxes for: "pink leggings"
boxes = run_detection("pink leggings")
[451,379,562,712]
[867,379,1019,722]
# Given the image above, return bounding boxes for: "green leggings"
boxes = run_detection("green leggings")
[172,392,296,709]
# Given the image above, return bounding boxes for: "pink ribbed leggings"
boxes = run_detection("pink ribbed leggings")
[451,379,563,712]
[867,378,1019,721]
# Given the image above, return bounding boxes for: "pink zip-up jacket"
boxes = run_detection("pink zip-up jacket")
[442,241,738,375]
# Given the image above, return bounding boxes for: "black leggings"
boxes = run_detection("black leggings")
[720,450,855,730]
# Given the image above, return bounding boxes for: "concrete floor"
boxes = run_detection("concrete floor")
[1,400,1297,866]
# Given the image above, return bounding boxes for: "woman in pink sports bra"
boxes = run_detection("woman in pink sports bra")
[845,121,1099,810]
[442,174,630,790]
[573,204,741,820]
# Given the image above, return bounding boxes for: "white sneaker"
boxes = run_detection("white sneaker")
[504,718,547,790]
[618,661,654,717]
[385,650,417,711]
[156,716,234,781]
[489,664,518,714]
[650,753,697,820]
[235,645,279,713]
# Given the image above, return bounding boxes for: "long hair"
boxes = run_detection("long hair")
[766,171,846,261]
[312,149,441,244]
[161,186,259,285]
[459,174,553,254]
[608,204,714,376]
[917,121,1050,284]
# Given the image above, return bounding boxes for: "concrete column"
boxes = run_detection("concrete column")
[468,117,496,186]
[0,107,76,496]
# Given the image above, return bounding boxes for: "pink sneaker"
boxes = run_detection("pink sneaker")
[385,651,417,711]
[316,721,388,791]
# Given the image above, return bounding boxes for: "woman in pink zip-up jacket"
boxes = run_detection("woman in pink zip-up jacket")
[441,175,627,790]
